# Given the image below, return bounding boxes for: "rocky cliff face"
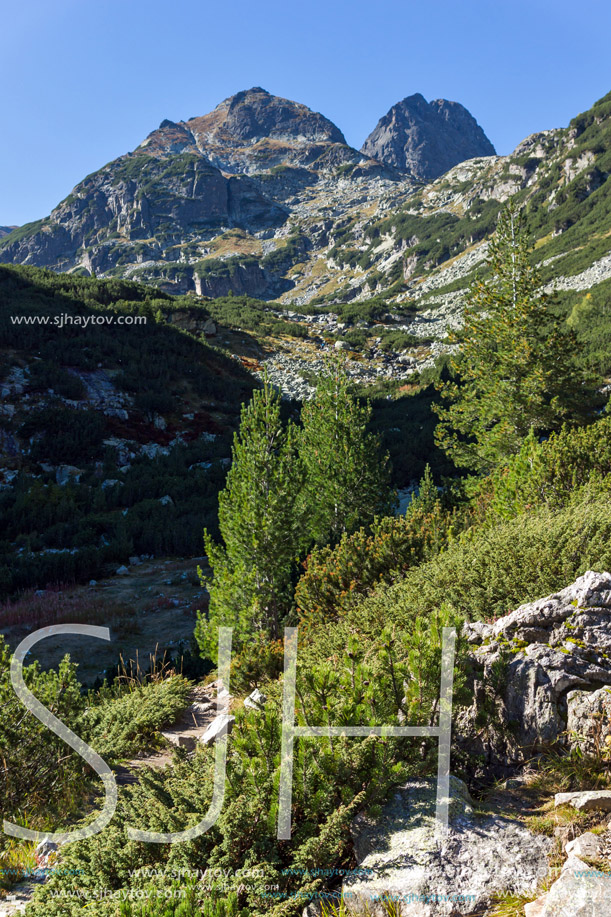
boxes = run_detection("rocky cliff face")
[361,92,496,180]
[0,144,288,281]
[461,570,611,778]
[1,90,608,312]
[0,88,401,295]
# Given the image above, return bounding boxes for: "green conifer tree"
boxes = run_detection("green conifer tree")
[410,463,438,515]
[434,203,595,472]
[196,379,304,658]
[298,357,393,547]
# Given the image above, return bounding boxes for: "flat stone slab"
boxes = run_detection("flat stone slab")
[342,778,552,916]
[160,730,196,750]
[555,790,611,812]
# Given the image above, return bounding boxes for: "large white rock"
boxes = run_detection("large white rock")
[199,714,235,746]
[555,790,611,812]
[340,778,551,916]
[535,855,609,915]
[244,688,267,710]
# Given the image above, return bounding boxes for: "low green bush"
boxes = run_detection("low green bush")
[83,674,191,764]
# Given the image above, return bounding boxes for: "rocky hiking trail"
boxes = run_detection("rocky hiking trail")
[116,682,226,785]
[5,573,611,915]
[0,681,236,915]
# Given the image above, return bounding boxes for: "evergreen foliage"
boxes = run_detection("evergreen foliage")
[296,470,450,627]
[434,204,596,472]
[298,358,393,547]
[196,380,304,657]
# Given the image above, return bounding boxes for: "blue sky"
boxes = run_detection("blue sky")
[1,0,609,226]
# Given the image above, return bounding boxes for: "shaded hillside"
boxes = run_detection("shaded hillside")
[0,265,256,593]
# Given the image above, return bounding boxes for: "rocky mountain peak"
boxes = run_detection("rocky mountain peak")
[361,93,496,181]
[199,86,347,145]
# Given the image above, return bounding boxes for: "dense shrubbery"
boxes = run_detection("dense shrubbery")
[21,404,106,464]
[83,674,190,764]
[524,91,610,274]
[28,608,463,917]
[296,487,450,627]
[560,278,611,375]
[341,488,611,633]
[0,264,254,405]
[0,637,190,898]
[299,408,611,636]
[473,416,611,524]
[0,440,232,594]
[0,640,87,824]
[366,200,502,279]
[204,295,308,338]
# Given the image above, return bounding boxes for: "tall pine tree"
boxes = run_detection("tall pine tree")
[298,357,393,547]
[434,203,595,473]
[196,379,304,658]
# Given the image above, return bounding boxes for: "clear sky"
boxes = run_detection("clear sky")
[2,0,609,226]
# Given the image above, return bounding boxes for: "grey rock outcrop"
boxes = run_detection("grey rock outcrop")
[339,777,551,916]
[0,147,287,280]
[460,571,611,775]
[199,714,235,746]
[361,93,495,180]
[244,688,267,710]
[567,686,611,754]
[565,832,603,858]
[528,855,609,916]
[554,789,611,812]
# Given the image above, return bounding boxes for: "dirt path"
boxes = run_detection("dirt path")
[116,683,219,785]
[0,879,44,917]
[0,683,222,914]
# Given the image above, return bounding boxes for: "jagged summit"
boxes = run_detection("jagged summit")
[361,93,496,180]
[179,87,349,174]
[203,86,347,144]
[5,87,606,308]
[139,87,351,176]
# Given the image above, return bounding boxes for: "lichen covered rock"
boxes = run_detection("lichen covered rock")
[342,778,551,916]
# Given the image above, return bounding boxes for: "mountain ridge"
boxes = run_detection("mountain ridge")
[1,89,608,317]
